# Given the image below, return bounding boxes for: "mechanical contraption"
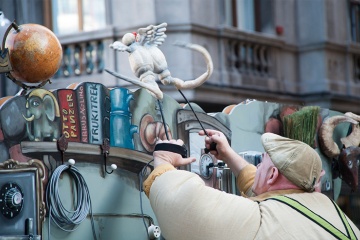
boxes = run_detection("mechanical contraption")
[0,19,358,240]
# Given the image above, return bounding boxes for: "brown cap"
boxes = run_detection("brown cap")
[261,133,322,192]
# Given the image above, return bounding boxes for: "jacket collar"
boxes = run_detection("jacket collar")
[249,189,305,202]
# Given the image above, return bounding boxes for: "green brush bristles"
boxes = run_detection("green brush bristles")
[283,106,320,146]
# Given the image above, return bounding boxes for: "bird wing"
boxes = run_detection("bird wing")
[109,41,130,52]
[137,22,167,47]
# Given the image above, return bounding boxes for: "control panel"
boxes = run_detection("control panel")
[0,182,24,218]
[0,171,37,236]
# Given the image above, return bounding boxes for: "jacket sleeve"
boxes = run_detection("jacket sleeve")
[148,169,261,240]
[143,163,176,197]
[236,164,257,197]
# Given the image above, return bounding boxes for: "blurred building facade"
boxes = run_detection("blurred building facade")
[1,0,360,225]
[1,0,360,114]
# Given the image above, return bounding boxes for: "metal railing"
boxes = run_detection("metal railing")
[225,39,271,77]
[55,40,105,78]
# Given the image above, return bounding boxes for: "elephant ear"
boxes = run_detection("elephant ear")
[43,94,56,121]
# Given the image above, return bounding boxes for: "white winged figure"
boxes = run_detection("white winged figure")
[106,22,213,100]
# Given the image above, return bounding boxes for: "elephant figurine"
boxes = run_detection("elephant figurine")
[23,89,61,141]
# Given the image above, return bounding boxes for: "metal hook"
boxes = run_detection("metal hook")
[104,161,117,174]
[101,138,117,175]
[57,135,68,165]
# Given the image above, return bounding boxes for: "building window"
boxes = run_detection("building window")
[236,0,255,31]
[353,54,360,82]
[51,0,106,35]
[350,0,360,42]
[224,0,238,27]
[225,0,274,34]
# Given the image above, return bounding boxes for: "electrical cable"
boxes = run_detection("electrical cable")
[178,89,219,152]
[157,99,170,140]
[91,213,154,224]
[177,89,210,137]
[139,159,154,240]
[157,89,209,140]
[46,164,97,240]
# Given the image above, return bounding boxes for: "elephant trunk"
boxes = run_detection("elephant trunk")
[22,113,35,141]
[170,42,213,90]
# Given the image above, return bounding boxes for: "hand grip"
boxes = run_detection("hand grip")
[154,143,188,158]
[204,142,217,154]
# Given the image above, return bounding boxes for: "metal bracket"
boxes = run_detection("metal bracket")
[57,135,68,165]
[101,138,113,175]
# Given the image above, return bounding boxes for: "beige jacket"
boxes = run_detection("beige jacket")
[144,164,360,240]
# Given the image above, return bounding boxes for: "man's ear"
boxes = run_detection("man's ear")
[267,167,279,185]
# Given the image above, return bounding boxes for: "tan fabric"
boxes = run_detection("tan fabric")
[261,133,322,191]
[149,170,260,240]
[145,167,360,239]
[236,164,257,197]
[143,163,176,197]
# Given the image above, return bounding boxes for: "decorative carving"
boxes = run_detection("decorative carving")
[107,22,213,100]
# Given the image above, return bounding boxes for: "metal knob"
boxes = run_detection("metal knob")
[5,187,23,209]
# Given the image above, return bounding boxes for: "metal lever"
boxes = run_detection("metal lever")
[206,161,226,176]
[25,218,34,239]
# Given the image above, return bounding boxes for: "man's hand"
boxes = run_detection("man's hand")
[153,139,196,168]
[199,129,249,177]
[198,129,232,161]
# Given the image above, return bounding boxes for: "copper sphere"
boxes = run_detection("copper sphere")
[5,23,62,83]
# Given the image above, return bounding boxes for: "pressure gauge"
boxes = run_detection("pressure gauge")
[0,182,24,218]
[199,150,214,179]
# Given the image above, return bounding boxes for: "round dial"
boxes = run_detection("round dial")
[199,153,214,179]
[0,182,24,218]
[6,188,22,208]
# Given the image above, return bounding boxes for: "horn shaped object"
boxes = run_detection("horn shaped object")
[341,112,360,148]
[318,115,358,158]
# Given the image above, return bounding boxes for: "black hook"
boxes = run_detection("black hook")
[104,156,114,174]
[57,135,68,165]
[101,138,116,175]
[104,160,117,174]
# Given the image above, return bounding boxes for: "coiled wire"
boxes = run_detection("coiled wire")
[46,164,97,239]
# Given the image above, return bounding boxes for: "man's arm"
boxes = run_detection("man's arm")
[149,170,260,240]
[199,129,257,195]
[144,138,260,239]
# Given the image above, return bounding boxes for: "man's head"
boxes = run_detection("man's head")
[253,133,322,195]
